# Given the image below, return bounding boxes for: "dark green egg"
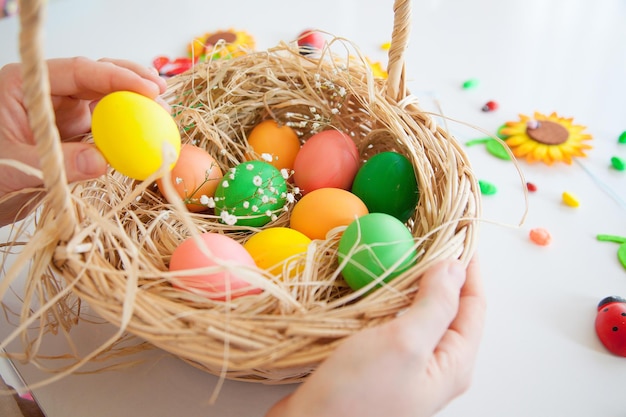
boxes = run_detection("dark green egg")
[351,152,419,223]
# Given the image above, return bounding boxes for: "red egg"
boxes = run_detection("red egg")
[293,130,360,194]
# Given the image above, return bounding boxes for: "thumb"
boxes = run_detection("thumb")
[62,142,108,182]
[3,142,107,192]
[397,260,466,351]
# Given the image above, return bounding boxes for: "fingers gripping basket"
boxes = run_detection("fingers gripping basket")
[11,0,480,383]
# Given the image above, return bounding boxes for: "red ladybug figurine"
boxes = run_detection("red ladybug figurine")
[595,295,626,357]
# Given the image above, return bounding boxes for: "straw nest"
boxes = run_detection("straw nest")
[2,0,480,385]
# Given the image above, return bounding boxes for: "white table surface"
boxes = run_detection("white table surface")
[1,0,626,416]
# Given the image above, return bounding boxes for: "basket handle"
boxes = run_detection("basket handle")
[19,0,77,238]
[386,0,411,102]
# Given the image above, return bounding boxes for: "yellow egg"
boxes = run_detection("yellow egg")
[243,227,311,278]
[92,91,181,180]
[290,188,369,240]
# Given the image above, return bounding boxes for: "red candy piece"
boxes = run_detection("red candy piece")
[152,56,195,77]
[481,100,498,112]
[595,296,626,357]
[526,182,537,192]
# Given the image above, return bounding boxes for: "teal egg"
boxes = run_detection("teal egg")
[351,151,419,223]
[337,213,417,291]
[214,160,288,227]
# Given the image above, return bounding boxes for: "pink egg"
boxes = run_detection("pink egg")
[169,232,261,300]
[293,130,360,194]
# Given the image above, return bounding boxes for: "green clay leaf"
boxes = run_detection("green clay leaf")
[597,234,626,244]
[465,138,492,147]
[618,243,626,270]
[485,139,511,160]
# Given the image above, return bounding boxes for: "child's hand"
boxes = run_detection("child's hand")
[0,57,167,227]
[266,257,485,417]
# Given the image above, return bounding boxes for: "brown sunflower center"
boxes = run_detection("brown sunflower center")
[204,31,238,47]
[526,120,569,145]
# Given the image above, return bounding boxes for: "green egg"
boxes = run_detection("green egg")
[214,160,288,227]
[337,213,417,291]
[351,152,419,223]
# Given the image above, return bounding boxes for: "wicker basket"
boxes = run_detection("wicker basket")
[8,0,480,384]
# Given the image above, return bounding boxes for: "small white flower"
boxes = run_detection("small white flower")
[257,188,265,195]
[220,211,237,225]
[281,169,289,179]
[338,87,346,97]
[286,193,295,203]
[265,210,273,217]
[200,195,210,205]
[221,180,230,188]
[271,214,278,221]
[314,113,322,120]
[310,107,317,113]
[312,122,321,129]
[243,201,250,209]
[261,195,269,203]
[246,164,254,171]
[331,108,340,115]
[175,177,183,185]
[261,153,273,162]
[251,205,259,212]
[253,175,263,186]
[294,187,301,194]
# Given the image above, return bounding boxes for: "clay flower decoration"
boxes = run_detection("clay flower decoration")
[499,112,593,165]
[188,29,256,61]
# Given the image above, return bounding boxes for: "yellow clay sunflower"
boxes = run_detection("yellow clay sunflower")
[500,112,592,165]
[188,29,256,60]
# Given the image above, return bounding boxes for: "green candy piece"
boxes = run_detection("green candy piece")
[618,131,626,144]
[462,78,479,89]
[479,180,497,195]
[611,156,626,171]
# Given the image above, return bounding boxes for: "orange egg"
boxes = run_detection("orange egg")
[290,188,369,240]
[157,144,223,212]
[246,120,301,171]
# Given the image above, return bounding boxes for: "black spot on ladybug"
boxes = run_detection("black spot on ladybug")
[613,327,619,332]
